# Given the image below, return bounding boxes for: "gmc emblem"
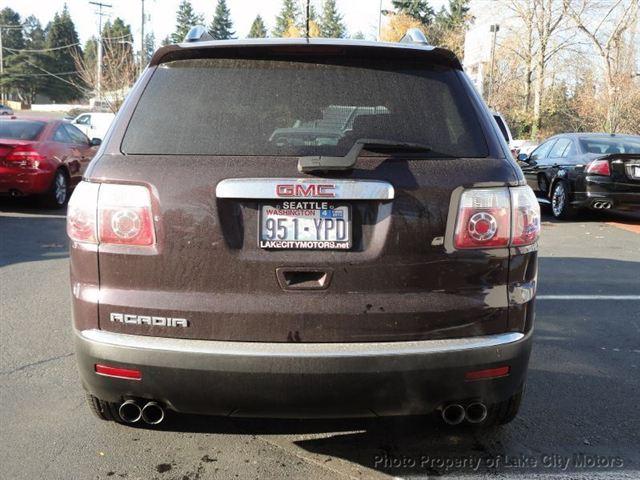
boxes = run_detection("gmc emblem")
[276,184,336,198]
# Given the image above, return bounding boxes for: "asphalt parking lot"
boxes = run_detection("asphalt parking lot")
[1,199,638,480]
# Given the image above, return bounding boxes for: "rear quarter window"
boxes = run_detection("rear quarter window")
[122,57,488,158]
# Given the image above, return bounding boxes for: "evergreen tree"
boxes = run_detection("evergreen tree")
[102,18,134,66]
[171,0,204,43]
[144,32,156,64]
[248,15,267,38]
[0,12,47,104]
[352,31,365,40]
[272,0,300,37]
[391,0,435,25]
[83,37,98,75]
[43,6,83,101]
[0,8,25,50]
[319,0,346,38]
[161,35,172,47]
[209,0,235,40]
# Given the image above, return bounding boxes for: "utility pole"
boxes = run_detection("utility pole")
[305,0,310,39]
[89,1,112,106]
[487,24,500,107]
[140,0,145,73]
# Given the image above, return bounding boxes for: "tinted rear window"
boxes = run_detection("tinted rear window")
[122,58,488,158]
[0,120,45,140]
[579,137,640,154]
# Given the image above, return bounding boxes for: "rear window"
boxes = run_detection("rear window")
[122,58,488,158]
[580,137,640,154]
[493,115,510,143]
[0,120,45,140]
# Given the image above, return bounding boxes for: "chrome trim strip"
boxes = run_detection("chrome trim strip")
[216,178,395,200]
[80,330,524,358]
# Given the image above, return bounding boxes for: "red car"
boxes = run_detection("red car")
[0,117,100,207]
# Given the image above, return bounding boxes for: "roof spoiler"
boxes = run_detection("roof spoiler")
[400,28,429,45]
[183,25,213,43]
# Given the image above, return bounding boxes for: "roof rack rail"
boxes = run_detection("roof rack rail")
[399,28,429,45]
[183,25,213,43]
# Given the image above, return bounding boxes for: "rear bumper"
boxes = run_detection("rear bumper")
[0,167,52,195]
[574,177,640,211]
[75,327,533,418]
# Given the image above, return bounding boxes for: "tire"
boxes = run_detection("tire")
[85,394,123,423]
[43,170,69,209]
[483,384,525,427]
[550,181,576,220]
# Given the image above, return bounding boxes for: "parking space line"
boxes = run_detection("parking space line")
[538,295,640,300]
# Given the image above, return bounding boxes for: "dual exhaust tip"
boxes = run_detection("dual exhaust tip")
[441,402,487,425]
[118,400,165,425]
[592,200,612,209]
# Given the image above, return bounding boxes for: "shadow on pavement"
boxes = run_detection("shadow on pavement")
[0,198,68,268]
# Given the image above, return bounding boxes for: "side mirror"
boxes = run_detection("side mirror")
[517,152,529,162]
[90,138,102,147]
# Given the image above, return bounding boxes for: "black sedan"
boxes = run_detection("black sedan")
[518,133,640,219]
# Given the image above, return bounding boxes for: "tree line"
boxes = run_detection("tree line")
[166,0,347,43]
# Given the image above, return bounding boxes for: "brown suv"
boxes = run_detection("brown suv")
[67,31,540,428]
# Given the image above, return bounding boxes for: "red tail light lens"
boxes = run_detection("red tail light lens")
[5,146,45,168]
[586,159,610,176]
[454,188,511,249]
[98,184,155,246]
[67,182,155,247]
[453,186,540,249]
[510,186,541,246]
[95,364,142,380]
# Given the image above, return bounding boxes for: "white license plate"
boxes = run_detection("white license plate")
[259,203,351,249]
[634,166,640,178]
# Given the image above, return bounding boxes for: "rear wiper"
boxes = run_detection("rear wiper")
[297,138,432,173]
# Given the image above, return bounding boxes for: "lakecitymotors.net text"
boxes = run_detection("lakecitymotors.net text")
[373,453,624,471]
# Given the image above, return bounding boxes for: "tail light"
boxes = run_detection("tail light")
[67,182,155,247]
[586,159,611,176]
[454,186,540,249]
[5,146,45,168]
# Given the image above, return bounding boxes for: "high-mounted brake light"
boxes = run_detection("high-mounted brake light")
[586,159,611,176]
[67,182,155,247]
[453,186,540,249]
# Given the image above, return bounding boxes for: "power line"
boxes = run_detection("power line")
[3,43,81,53]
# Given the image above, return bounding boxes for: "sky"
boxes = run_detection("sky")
[4,0,448,52]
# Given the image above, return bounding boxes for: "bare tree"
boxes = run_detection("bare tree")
[72,39,138,112]
[565,0,639,132]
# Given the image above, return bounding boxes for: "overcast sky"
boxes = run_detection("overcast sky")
[3,0,448,50]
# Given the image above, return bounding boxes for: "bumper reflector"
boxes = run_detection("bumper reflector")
[95,364,142,381]
[465,365,510,381]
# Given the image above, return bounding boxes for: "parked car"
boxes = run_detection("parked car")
[491,111,518,158]
[0,103,14,115]
[0,117,100,207]
[69,112,115,141]
[67,30,540,428]
[518,133,640,218]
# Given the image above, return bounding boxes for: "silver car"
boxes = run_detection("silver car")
[0,104,14,115]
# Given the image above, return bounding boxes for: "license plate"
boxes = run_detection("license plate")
[259,202,351,249]
[634,166,640,178]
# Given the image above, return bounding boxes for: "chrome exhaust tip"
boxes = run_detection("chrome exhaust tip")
[141,401,165,425]
[441,403,465,425]
[465,402,488,424]
[593,201,603,209]
[118,400,142,423]
[602,201,612,209]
